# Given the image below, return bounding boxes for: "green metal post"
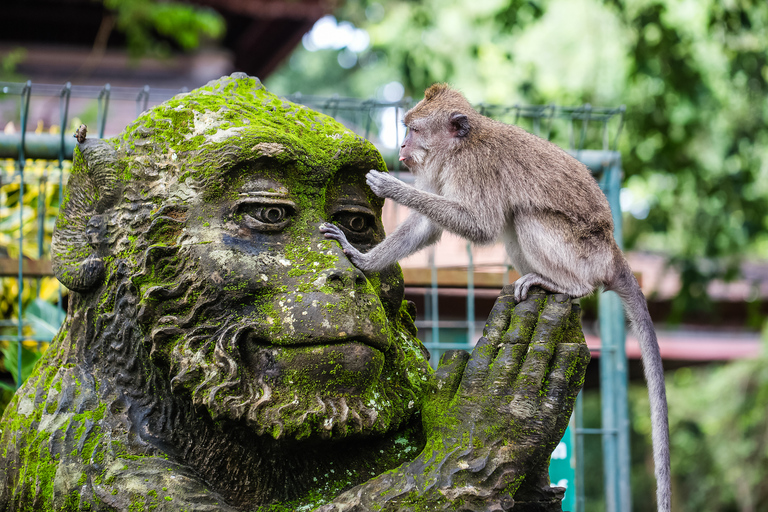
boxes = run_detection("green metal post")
[97,84,111,138]
[16,81,31,389]
[57,83,71,313]
[598,156,631,512]
[429,247,440,357]
[466,242,475,344]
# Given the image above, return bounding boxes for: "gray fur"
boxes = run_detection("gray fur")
[321,83,671,512]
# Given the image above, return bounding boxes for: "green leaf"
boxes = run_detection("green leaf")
[24,298,66,342]
[0,341,42,387]
[0,381,17,392]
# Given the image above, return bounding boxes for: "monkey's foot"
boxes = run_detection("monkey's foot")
[514,273,567,303]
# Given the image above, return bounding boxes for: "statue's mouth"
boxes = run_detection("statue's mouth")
[244,331,391,353]
[240,337,387,389]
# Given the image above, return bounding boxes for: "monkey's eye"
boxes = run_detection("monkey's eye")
[233,199,294,232]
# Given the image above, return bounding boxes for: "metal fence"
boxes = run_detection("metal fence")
[0,80,630,511]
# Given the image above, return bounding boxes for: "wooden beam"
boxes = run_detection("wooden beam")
[0,259,641,290]
[402,268,520,288]
[402,268,643,289]
[0,258,53,278]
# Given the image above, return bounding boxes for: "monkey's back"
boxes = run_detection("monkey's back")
[462,118,620,286]
[479,120,614,236]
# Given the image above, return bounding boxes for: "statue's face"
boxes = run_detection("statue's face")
[51,76,431,443]
[137,130,430,442]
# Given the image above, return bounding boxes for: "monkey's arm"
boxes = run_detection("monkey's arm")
[366,170,500,244]
[321,213,442,271]
[314,291,590,512]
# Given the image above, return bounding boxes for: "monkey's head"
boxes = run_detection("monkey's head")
[49,73,432,443]
[399,84,477,172]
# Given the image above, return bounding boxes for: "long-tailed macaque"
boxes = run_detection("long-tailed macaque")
[321,83,670,512]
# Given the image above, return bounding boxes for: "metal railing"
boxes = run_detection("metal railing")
[0,80,629,511]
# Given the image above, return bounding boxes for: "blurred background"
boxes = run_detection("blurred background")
[1,0,767,510]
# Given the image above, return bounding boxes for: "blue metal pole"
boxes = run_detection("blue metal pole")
[57,83,71,313]
[598,156,631,511]
[16,81,31,389]
[466,242,475,344]
[575,392,585,512]
[97,84,111,138]
[608,157,632,511]
[429,247,440,361]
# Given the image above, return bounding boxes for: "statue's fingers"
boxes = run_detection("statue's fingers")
[500,296,542,345]
[536,343,589,442]
[484,292,546,395]
[487,342,527,395]
[556,306,590,408]
[509,295,572,416]
[562,343,590,404]
[482,287,517,344]
[458,336,496,397]
[433,350,470,403]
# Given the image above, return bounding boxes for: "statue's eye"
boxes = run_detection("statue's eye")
[332,210,376,242]
[256,206,287,224]
[338,212,369,233]
[234,200,294,232]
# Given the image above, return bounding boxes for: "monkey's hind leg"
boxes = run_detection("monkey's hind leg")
[513,273,593,303]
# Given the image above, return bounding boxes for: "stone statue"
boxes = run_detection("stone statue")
[0,74,590,511]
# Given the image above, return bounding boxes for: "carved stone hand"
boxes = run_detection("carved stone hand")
[317,288,590,512]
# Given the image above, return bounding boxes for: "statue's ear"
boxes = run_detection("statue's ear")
[52,138,123,293]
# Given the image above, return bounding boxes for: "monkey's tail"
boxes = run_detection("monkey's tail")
[610,263,671,512]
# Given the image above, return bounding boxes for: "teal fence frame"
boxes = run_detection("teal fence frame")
[0,81,630,511]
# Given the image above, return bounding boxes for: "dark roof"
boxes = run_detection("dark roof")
[1,0,331,80]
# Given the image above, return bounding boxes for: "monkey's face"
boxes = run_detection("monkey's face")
[401,107,472,175]
[399,118,434,171]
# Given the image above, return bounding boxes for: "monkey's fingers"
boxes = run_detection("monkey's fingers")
[320,224,357,255]
[320,223,347,242]
[365,172,387,196]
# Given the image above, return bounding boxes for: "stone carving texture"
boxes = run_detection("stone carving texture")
[0,74,589,511]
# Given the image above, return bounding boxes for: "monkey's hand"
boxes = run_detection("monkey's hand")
[366,170,410,200]
[317,290,590,511]
[320,223,371,270]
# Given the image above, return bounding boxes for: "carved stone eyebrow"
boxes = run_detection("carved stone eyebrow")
[239,178,289,197]
[238,191,290,198]
[329,201,374,215]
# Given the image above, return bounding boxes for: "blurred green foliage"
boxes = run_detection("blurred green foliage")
[102,0,225,57]
[0,48,27,82]
[630,328,768,511]
[267,0,768,317]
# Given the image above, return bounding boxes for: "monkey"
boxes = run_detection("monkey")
[320,83,671,512]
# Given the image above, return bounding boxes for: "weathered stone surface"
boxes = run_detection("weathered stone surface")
[0,74,590,511]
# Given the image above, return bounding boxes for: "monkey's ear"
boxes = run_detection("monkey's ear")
[449,112,470,138]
